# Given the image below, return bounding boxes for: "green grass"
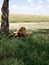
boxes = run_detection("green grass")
[9,14,49,22]
[0,14,49,22]
[0,31,49,65]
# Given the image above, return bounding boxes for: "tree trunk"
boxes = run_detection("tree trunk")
[1,0,9,35]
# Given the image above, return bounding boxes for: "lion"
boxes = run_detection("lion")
[9,27,32,37]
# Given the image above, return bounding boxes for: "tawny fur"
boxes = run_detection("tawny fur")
[9,27,32,37]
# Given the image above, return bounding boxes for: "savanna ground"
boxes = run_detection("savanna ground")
[0,14,49,65]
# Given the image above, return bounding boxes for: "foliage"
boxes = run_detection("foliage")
[0,31,49,65]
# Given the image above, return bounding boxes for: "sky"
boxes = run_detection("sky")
[0,0,49,15]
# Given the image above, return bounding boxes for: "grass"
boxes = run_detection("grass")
[9,14,49,22]
[0,30,49,65]
[0,14,49,22]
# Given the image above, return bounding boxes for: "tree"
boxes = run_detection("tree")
[1,0,9,35]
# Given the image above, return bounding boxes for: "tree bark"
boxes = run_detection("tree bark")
[1,0,9,35]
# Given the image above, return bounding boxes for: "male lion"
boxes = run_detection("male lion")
[9,27,32,37]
